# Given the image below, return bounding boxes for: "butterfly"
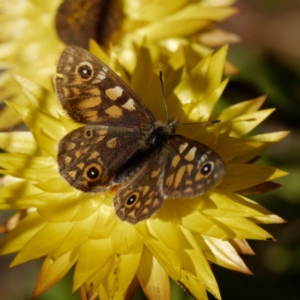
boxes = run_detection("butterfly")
[55,46,226,224]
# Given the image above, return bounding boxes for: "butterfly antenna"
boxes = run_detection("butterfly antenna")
[159,71,169,121]
[180,119,222,125]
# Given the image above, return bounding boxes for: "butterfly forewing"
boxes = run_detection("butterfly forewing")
[55,46,155,126]
[57,124,147,193]
[163,135,226,198]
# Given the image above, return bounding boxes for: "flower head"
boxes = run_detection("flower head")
[0,44,287,299]
[0,0,238,129]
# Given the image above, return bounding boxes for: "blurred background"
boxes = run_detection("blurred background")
[1,0,300,299]
[208,0,300,299]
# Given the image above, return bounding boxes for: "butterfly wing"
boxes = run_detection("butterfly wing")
[113,135,226,224]
[57,124,147,193]
[163,135,226,198]
[113,156,166,224]
[55,46,155,126]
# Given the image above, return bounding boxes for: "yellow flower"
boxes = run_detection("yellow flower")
[0,0,238,130]
[0,44,287,299]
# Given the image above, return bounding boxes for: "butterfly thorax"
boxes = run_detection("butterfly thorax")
[113,118,178,185]
[145,118,178,148]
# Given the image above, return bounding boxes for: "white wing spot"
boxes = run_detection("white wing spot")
[106,86,123,101]
[200,154,208,163]
[92,71,105,83]
[64,65,72,72]
[121,98,135,111]
[102,66,108,73]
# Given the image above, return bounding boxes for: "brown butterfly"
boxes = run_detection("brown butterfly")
[55,46,226,224]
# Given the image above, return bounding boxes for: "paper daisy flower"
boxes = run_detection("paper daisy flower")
[0,44,287,299]
[0,0,238,130]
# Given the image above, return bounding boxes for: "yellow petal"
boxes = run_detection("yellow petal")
[214,217,274,240]
[228,108,275,138]
[249,214,286,225]
[33,249,79,297]
[199,236,252,274]
[11,221,74,266]
[0,105,22,130]
[33,177,72,193]
[0,212,44,255]
[202,192,268,217]
[173,46,228,122]
[0,153,53,169]
[0,132,39,155]
[177,271,209,300]
[135,221,181,279]
[178,227,221,300]
[51,217,99,259]
[176,201,229,239]
[37,193,105,222]
[219,164,288,192]
[230,239,256,255]
[73,238,113,291]
[149,217,180,250]
[98,243,143,300]
[137,246,170,300]
[214,96,266,121]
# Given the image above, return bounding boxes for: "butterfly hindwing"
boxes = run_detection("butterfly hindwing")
[55,46,155,125]
[113,158,166,224]
[163,135,226,198]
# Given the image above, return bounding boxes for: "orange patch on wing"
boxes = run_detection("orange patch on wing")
[174,166,186,188]
[196,171,204,181]
[186,164,194,176]
[75,151,81,158]
[78,96,102,109]
[77,162,85,170]
[122,98,135,111]
[63,87,70,97]
[153,198,160,208]
[105,105,123,118]
[127,210,136,218]
[66,142,76,151]
[105,86,123,101]
[184,147,196,161]
[140,207,149,216]
[89,87,100,96]
[96,136,105,142]
[106,137,117,149]
[135,201,141,209]
[64,156,72,165]
[166,173,175,187]
[67,170,77,180]
[88,151,100,160]
[151,168,160,178]
[179,143,188,154]
[184,187,193,194]
[96,127,108,136]
[71,87,80,95]
[171,155,180,169]
[85,110,98,121]
[143,186,150,196]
